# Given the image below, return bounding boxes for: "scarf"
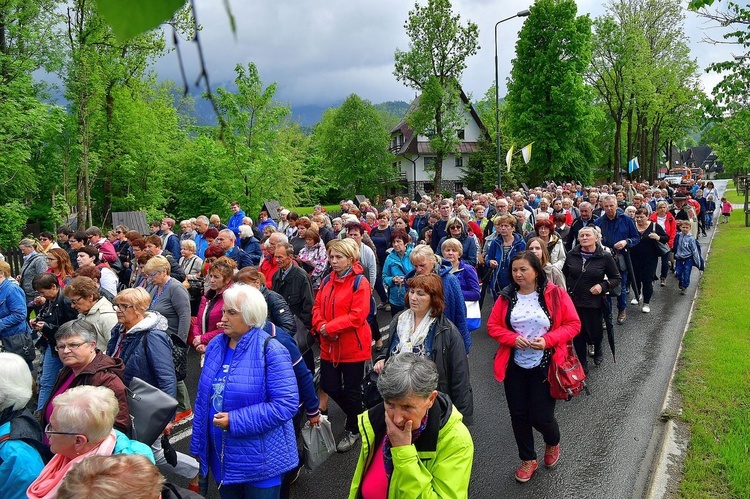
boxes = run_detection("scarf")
[383,412,429,478]
[27,429,117,499]
[394,309,436,357]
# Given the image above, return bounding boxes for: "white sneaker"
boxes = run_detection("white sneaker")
[630,298,639,305]
[642,305,650,313]
[336,431,360,453]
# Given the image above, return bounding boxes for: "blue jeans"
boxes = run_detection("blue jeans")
[705,213,713,228]
[218,482,281,499]
[37,346,64,410]
[675,259,692,289]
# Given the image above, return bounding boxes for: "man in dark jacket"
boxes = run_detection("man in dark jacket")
[216,229,254,269]
[429,200,453,253]
[272,243,315,373]
[595,195,640,324]
[566,202,598,252]
[143,236,186,282]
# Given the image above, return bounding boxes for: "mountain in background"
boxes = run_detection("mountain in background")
[187,89,410,132]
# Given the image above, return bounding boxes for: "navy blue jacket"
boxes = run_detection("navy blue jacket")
[224,246,254,270]
[240,237,262,266]
[106,312,176,397]
[595,209,640,250]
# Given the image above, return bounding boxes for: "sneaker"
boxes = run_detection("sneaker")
[544,445,560,468]
[587,344,595,357]
[617,310,627,324]
[630,298,639,305]
[660,278,666,287]
[174,409,193,424]
[384,304,391,312]
[376,302,386,310]
[515,460,538,483]
[642,304,651,313]
[680,288,687,295]
[336,431,360,453]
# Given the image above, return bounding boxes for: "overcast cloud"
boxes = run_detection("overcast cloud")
[153,0,737,108]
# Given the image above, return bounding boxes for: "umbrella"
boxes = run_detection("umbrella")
[621,247,640,302]
[602,296,616,362]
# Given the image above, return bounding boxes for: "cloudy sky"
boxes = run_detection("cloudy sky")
[153,0,738,109]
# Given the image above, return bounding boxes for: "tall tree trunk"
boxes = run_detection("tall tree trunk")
[613,120,622,182]
[626,108,634,181]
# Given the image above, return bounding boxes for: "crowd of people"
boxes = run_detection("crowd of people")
[0,175,716,498]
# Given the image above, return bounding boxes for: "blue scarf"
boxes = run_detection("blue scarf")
[382,412,429,478]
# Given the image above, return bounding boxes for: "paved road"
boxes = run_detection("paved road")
[169,181,726,498]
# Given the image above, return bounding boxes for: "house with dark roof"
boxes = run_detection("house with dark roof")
[389,88,488,198]
[683,146,715,170]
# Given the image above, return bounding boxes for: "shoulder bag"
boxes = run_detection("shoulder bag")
[0,327,36,364]
[652,223,671,257]
[126,376,178,444]
[548,342,589,401]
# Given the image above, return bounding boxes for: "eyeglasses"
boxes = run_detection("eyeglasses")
[113,304,135,311]
[69,297,87,306]
[40,237,50,241]
[55,341,87,352]
[145,271,162,278]
[44,424,81,437]
[450,225,462,230]
[115,230,122,234]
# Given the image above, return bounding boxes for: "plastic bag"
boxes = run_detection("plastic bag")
[301,415,336,471]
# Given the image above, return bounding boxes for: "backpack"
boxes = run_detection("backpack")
[548,342,589,401]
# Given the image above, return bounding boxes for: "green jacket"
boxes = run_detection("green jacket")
[348,393,473,499]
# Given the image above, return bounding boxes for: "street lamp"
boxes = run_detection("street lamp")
[495,9,530,191]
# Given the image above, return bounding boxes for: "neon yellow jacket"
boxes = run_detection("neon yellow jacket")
[348,393,474,498]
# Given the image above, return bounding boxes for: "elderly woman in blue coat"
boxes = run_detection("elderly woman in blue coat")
[191,283,299,499]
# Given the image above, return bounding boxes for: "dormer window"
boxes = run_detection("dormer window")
[457,129,465,139]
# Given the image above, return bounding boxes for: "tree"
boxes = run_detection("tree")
[212,62,301,212]
[505,0,597,186]
[393,0,479,192]
[312,94,395,199]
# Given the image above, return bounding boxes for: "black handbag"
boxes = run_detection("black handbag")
[172,343,188,382]
[0,330,36,363]
[127,376,178,444]
[361,368,383,409]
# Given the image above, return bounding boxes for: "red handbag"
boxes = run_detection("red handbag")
[548,342,589,401]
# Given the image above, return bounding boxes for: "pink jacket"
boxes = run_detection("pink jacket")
[487,282,581,382]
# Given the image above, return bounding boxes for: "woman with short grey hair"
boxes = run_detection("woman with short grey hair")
[40,319,131,437]
[0,352,45,499]
[349,354,474,498]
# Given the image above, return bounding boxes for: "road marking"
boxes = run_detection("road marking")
[170,425,193,443]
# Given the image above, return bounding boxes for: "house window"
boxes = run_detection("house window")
[454,182,463,193]
[457,129,465,139]
[423,157,436,170]
[424,182,434,192]
[455,155,463,168]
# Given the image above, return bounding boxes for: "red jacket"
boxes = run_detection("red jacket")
[259,254,278,289]
[486,282,581,382]
[312,262,372,364]
[649,211,677,247]
[95,239,118,264]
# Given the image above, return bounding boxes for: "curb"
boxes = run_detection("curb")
[643,184,725,498]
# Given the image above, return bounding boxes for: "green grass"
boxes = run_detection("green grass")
[724,181,747,205]
[675,208,750,497]
[286,204,341,216]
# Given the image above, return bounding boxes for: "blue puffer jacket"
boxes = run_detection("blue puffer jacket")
[106,312,176,397]
[487,232,526,296]
[0,279,28,338]
[191,328,299,485]
[382,247,414,307]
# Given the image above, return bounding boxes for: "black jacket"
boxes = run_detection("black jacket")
[36,290,78,355]
[383,313,473,424]
[272,265,315,330]
[162,251,186,282]
[563,245,621,309]
[260,285,297,333]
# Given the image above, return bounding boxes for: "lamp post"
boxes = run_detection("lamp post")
[495,9,530,191]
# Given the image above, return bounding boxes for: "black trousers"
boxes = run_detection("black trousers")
[574,306,604,371]
[319,359,365,433]
[504,360,560,461]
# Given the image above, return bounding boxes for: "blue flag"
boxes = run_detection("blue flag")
[628,157,640,174]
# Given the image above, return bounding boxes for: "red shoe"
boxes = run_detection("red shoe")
[544,444,560,468]
[515,460,538,483]
[174,409,193,423]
